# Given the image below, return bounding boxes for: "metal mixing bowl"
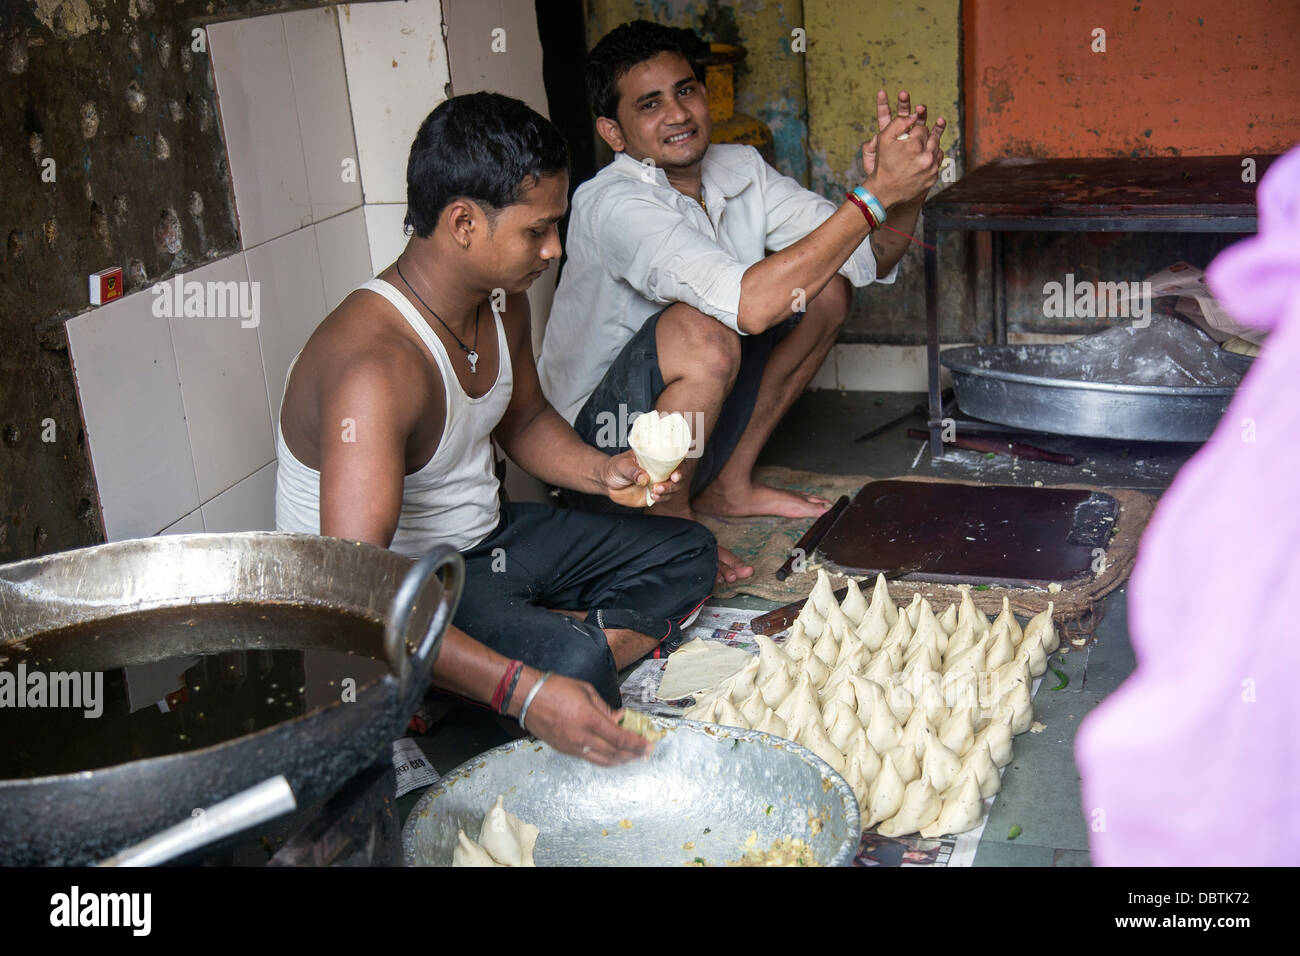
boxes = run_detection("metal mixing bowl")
[402,718,860,867]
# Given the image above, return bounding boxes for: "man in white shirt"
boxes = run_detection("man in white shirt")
[539,21,946,583]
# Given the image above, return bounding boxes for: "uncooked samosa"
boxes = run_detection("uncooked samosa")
[755,634,796,683]
[756,707,789,738]
[888,741,920,784]
[957,585,991,634]
[938,706,976,757]
[757,661,795,709]
[452,829,503,867]
[840,577,869,627]
[795,599,825,638]
[738,687,768,726]
[869,572,899,627]
[897,707,934,761]
[715,696,747,730]
[809,568,839,617]
[846,726,882,787]
[990,596,1023,647]
[984,621,1016,671]
[855,596,891,652]
[1023,601,1059,654]
[799,648,832,690]
[904,593,924,629]
[825,698,864,752]
[920,767,984,838]
[775,671,821,729]
[942,617,978,664]
[922,728,963,793]
[878,775,943,837]
[862,752,906,830]
[782,620,814,662]
[478,796,539,867]
[811,622,840,668]
[973,708,1014,767]
[864,690,903,753]
[937,602,958,636]
[959,739,1001,799]
[797,720,846,774]
[834,629,868,673]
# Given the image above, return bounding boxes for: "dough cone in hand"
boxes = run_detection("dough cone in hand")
[628,410,693,505]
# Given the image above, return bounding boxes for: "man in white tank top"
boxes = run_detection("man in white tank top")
[276,94,716,766]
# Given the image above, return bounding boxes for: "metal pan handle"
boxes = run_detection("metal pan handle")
[385,545,464,704]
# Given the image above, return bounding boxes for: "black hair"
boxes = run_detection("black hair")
[584,20,708,120]
[404,92,570,238]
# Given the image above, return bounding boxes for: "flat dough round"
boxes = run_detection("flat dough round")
[657,640,753,700]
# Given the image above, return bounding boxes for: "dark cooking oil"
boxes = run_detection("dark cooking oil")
[0,603,390,779]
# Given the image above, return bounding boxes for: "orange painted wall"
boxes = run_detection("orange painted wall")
[964,0,1300,166]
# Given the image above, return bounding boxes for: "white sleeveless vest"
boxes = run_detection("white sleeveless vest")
[275,278,513,557]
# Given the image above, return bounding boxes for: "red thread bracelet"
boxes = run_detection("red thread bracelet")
[845,191,879,229]
[491,659,522,713]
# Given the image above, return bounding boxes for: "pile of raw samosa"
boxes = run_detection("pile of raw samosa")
[684,571,1058,838]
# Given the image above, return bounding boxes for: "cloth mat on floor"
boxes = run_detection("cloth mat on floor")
[698,465,1155,629]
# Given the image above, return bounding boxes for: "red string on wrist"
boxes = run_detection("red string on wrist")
[491,660,523,714]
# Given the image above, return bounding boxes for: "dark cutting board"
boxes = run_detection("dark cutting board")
[815,480,1118,589]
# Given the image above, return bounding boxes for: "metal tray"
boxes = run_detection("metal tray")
[941,345,1237,442]
[402,718,861,867]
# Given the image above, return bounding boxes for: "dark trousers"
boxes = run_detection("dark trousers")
[452,502,716,707]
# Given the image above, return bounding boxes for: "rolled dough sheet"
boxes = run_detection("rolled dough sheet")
[656,640,752,700]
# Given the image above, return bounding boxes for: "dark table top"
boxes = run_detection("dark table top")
[925,155,1275,232]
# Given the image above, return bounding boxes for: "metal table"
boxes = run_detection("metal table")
[921,155,1272,456]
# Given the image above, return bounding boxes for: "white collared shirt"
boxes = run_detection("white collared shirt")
[538,143,897,423]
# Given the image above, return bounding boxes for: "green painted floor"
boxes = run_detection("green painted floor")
[402,391,1185,867]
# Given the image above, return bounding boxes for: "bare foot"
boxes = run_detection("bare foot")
[649,500,752,586]
[694,481,831,520]
[717,544,754,585]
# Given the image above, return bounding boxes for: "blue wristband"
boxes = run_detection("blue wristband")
[852,186,888,225]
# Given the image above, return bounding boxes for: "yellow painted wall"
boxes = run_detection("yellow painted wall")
[805,0,964,341]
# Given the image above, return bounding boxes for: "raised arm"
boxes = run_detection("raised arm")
[737,91,946,333]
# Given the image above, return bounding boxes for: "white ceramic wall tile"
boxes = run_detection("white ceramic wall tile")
[201,462,277,532]
[314,208,374,310]
[167,254,276,502]
[66,291,200,541]
[207,14,312,247]
[246,227,328,426]
[808,350,838,389]
[362,203,409,274]
[444,0,548,117]
[339,0,451,204]
[835,343,971,392]
[159,510,205,535]
[283,6,363,222]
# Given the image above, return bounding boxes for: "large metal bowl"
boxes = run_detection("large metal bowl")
[941,345,1236,441]
[403,718,861,867]
[0,532,461,866]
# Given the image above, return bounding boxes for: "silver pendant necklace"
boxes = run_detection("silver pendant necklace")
[395,259,481,372]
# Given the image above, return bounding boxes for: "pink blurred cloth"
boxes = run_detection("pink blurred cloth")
[1075,146,1300,866]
